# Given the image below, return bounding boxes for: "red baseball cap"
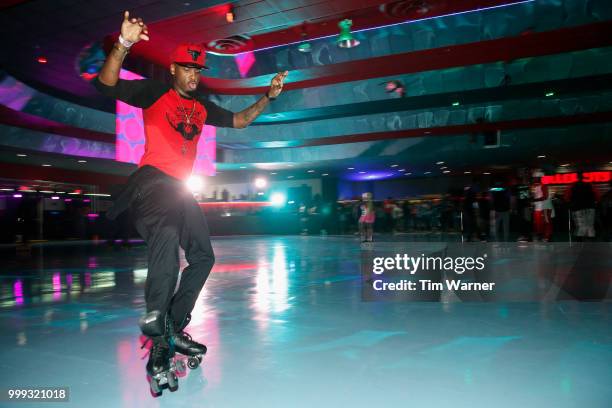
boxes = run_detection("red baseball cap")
[171,43,208,69]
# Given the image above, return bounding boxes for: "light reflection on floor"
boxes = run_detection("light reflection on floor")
[0,236,610,408]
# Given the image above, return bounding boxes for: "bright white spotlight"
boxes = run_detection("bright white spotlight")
[270,193,286,206]
[254,177,267,189]
[186,175,204,192]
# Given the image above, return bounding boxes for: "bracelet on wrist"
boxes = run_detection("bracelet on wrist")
[118,34,134,49]
[265,91,276,101]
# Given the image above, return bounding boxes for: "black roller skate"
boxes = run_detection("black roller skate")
[170,313,207,370]
[139,311,180,396]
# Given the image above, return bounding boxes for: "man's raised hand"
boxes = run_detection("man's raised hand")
[121,11,149,44]
[268,71,288,98]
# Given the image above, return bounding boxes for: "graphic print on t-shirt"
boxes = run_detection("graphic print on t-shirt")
[166,107,204,141]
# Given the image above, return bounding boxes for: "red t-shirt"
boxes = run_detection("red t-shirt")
[94,78,234,180]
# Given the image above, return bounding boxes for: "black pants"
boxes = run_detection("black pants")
[131,166,215,328]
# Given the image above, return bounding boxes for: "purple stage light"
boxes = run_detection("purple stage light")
[235,52,256,78]
[346,171,395,181]
[14,280,23,297]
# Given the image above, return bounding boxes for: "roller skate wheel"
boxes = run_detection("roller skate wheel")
[187,356,200,369]
[175,359,186,373]
[149,377,162,396]
[167,372,179,392]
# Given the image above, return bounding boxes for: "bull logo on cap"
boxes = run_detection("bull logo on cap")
[187,48,201,62]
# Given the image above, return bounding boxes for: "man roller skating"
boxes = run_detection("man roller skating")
[94,11,287,395]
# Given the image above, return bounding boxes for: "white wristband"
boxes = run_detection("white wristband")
[118,35,134,49]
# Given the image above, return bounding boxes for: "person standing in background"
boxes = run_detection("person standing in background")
[567,172,598,241]
[359,192,376,242]
[491,179,511,242]
[532,172,554,242]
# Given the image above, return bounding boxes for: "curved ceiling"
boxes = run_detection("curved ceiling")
[0,0,611,187]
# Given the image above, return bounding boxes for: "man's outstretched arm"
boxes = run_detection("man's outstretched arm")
[98,11,149,86]
[233,71,288,129]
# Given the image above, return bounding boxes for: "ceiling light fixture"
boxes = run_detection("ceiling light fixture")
[226,7,234,23]
[229,1,536,57]
[336,19,360,48]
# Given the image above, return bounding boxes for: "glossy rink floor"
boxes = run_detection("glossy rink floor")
[0,237,610,408]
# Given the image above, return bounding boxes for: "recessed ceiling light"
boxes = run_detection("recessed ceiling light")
[287,164,294,167]
[399,169,406,172]
[322,173,329,176]
[78,160,87,163]
[440,166,447,170]
[537,155,546,159]
[452,101,460,106]
[240,166,246,169]
[16,154,27,157]
[287,176,294,179]
[56,191,66,194]
[270,172,277,175]
[307,170,315,173]
[560,163,570,167]
[405,173,412,176]
[484,172,491,175]
[347,167,354,170]
[359,171,366,174]
[424,171,431,175]
[545,91,555,97]
[391,164,398,168]
[464,171,471,174]
[42,164,51,167]
[443,170,451,174]
[436,161,445,165]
